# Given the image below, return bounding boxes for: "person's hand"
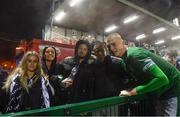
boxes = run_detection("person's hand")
[61,78,73,88]
[119,90,131,96]
[119,89,137,96]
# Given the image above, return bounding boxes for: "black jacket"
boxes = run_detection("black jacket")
[42,62,64,106]
[93,59,115,98]
[59,40,96,103]
[59,56,96,103]
[103,56,131,95]
[0,76,55,113]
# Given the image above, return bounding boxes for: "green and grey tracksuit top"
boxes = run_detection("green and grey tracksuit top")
[122,47,180,99]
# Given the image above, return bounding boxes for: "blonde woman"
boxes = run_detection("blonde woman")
[1,51,55,113]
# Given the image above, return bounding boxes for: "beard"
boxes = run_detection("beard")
[78,52,87,59]
[78,55,86,59]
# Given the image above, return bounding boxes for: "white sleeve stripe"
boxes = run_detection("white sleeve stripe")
[143,59,155,72]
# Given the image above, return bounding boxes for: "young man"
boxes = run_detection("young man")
[93,41,129,97]
[106,33,180,116]
[93,41,131,116]
[60,40,96,103]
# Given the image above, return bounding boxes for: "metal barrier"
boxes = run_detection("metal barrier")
[2,94,148,116]
[2,94,179,116]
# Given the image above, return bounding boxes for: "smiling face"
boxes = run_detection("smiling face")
[44,47,56,62]
[106,33,126,58]
[26,55,39,72]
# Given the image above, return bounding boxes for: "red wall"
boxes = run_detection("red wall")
[56,47,74,63]
[17,39,75,63]
[31,39,75,63]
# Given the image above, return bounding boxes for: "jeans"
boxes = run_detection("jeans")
[156,97,177,116]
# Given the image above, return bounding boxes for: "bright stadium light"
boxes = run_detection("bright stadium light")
[171,35,180,40]
[70,0,83,7]
[152,27,166,34]
[136,34,146,40]
[155,40,165,45]
[55,11,66,22]
[105,25,118,33]
[123,15,139,24]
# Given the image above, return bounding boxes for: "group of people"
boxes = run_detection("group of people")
[0,33,179,116]
[0,38,128,114]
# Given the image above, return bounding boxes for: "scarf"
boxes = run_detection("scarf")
[5,74,53,113]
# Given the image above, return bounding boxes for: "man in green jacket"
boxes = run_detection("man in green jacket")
[106,33,180,116]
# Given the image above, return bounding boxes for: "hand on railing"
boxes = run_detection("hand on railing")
[61,78,73,88]
[119,89,137,96]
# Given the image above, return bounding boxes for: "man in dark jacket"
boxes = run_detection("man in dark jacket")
[60,40,96,103]
[93,41,129,97]
[92,41,131,116]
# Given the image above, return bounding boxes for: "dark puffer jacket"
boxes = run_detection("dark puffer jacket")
[93,55,131,98]
[104,56,132,95]
[59,40,96,104]
[93,58,115,99]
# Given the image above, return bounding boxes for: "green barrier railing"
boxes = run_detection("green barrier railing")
[3,94,148,116]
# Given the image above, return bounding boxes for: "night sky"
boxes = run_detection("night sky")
[0,0,52,61]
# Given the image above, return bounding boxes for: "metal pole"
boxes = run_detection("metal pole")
[50,0,55,40]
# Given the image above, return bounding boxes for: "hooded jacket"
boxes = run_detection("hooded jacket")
[59,40,96,103]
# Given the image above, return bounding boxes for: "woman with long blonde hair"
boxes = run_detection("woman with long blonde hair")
[1,51,55,113]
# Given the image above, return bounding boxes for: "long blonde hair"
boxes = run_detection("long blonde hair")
[3,51,47,92]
